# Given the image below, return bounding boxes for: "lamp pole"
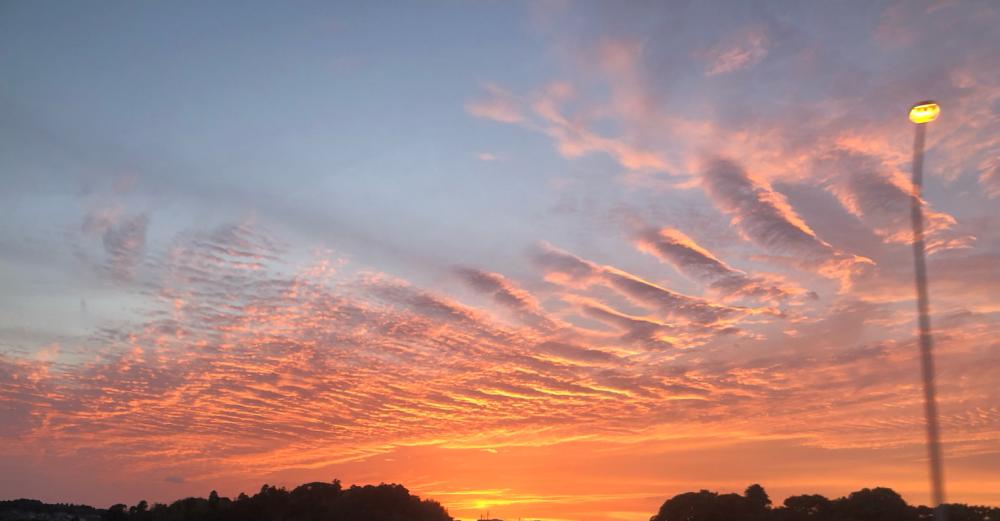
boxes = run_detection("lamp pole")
[908,101,945,521]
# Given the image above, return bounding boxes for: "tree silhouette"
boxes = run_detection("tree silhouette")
[781,494,834,521]
[652,486,998,521]
[833,487,916,521]
[4,481,998,521]
[746,485,772,510]
[105,504,128,521]
[650,484,773,521]
[76,479,452,521]
[746,484,773,521]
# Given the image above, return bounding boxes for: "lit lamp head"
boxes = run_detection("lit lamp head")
[909,101,940,124]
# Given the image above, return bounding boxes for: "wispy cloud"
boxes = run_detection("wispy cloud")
[453,266,559,330]
[81,205,150,281]
[529,241,776,327]
[700,157,834,260]
[466,83,525,124]
[979,165,1000,199]
[699,157,875,290]
[467,80,670,173]
[704,26,769,76]
[101,214,150,281]
[820,150,975,254]
[635,228,811,303]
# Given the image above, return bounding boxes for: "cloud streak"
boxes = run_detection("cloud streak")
[700,157,834,260]
[699,157,875,289]
[466,83,525,124]
[529,242,778,327]
[467,80,671,172]
[704,26,769,76]
[453,266,559,330]
[635,228,811,303]
[820,151,975,254]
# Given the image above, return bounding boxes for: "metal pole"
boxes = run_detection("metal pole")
[910,120,946,521]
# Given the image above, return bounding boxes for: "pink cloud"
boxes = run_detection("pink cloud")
[465,83,525,123]
[701,157,836,260]
[635,228,812,303]
[468,80,671,172]
[818,150,975,254]
[699,157,881,290]
[453,266,560,330]
[704,27,769,76]
[978,165,1000,199]
[528,241,778,327]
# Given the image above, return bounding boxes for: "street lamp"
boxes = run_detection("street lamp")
[909,100,945,521]
[910,102,940,124]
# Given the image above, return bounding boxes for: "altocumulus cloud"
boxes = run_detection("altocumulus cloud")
[0,219,996,488]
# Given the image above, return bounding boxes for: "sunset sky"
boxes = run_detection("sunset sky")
[1,2,998,520]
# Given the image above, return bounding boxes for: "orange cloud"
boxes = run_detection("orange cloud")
[529,241,770,327]
[1,223,997,514]
[635,228,812,304]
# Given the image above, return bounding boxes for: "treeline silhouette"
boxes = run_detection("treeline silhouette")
[0,499,100,519]
[4,482,999,521]
[651,485,999,521]
[2,481,451,521]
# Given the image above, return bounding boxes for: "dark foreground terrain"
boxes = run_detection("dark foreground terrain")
[2,481,997,521]
[651,485,998,521]
[1,481,450,521]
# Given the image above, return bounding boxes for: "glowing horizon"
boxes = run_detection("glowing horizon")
[1,2,998,520]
